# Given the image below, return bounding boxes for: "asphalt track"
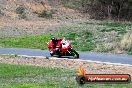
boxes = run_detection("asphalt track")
[0,48,132,65]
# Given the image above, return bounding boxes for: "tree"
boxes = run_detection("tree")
[81,0,132,20]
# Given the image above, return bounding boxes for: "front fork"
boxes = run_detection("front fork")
[67,48,72,55]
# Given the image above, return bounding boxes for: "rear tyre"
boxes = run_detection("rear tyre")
[58,54,61,58]
[71,49,79,58]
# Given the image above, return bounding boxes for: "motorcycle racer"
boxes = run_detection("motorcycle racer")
[48,37,79,58]
[48,37,63,55]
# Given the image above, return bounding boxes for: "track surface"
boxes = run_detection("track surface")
[0,48,132,65]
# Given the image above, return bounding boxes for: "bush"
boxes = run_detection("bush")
[95,43,114,52]
[16,6,27,19]
[120,32,132,52]
[38,10,52,18]
[16,6,25,14]
[0,9,4,16]
[81,0,132,20]
[18,13,27,19]
[61,0,82,9]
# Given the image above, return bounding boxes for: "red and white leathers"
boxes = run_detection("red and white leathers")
[48,38,63,53]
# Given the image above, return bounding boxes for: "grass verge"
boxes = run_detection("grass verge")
[0,63,132,88]
[0,35,52,50]
[0,20,132,53]
[0,31,95,51]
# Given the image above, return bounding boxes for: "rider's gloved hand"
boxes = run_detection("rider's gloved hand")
[50,51,53,54]
[56,48,59,51]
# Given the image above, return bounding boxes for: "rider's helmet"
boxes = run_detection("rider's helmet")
[51,37,57,43]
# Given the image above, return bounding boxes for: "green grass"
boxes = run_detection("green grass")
[0,30,95,51]
[0,20,132,53]
[0,35,52,50]
[99,22,132,34]
[83,20,132,34]
[0,63,132,88]
[57,31,95,51]
[0,64,61,77]
[61,0,81,9]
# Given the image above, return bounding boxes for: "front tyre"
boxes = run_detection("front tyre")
[50,53,54,56]
[71,49,79,58]
[50,51,54,56]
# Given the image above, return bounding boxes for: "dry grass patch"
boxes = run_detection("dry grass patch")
[120,32,132,52]
[25,2,51,14]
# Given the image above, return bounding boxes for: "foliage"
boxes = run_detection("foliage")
[61,0,82,9]
[0,9,4,16]
[120,32,132,52]
[16,7,25,14]
[0,20,131,53]
[99,22,132,34]
[16,6,27,19]
[38,10,52,18]
[81,0,132,20]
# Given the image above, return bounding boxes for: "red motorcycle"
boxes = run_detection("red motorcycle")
[48,38,79,58]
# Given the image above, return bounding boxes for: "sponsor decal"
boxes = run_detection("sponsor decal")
[76,66,131,85]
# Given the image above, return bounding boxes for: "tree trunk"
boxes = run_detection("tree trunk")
[117,6,121,21]
[107,5,112,19]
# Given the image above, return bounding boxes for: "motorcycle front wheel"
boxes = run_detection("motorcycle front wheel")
[70,49,79,58]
